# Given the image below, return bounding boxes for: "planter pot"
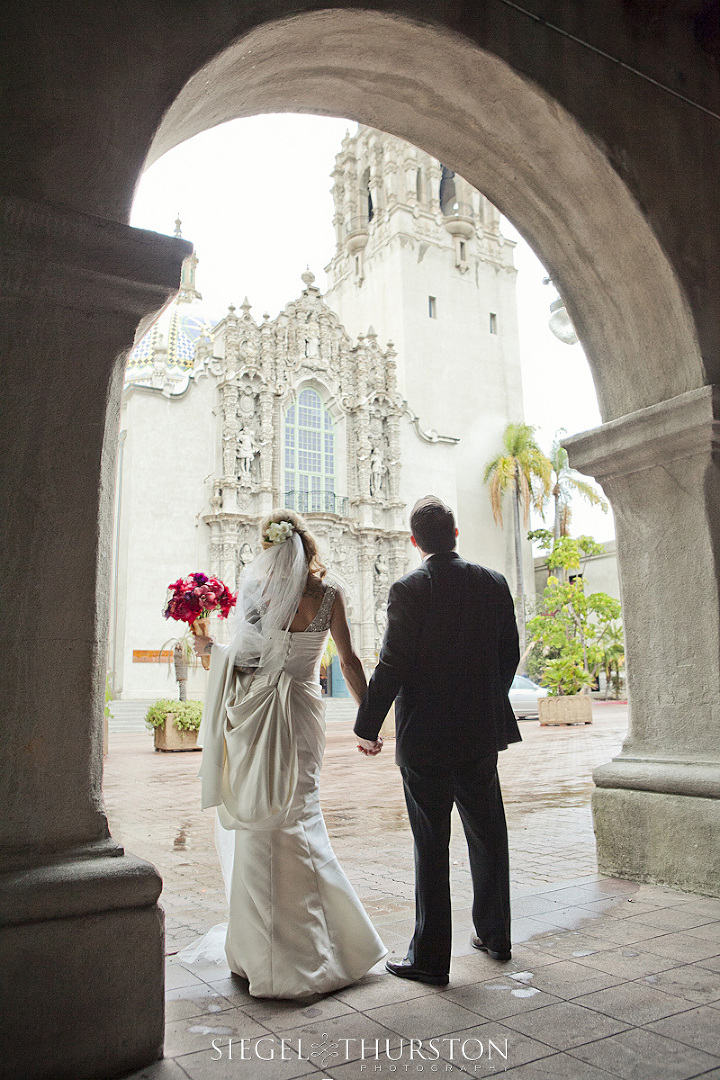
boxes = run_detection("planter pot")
[539,695,593,726]
[154,716,201,752]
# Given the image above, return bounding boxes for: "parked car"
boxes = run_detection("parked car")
[509,674,548,719]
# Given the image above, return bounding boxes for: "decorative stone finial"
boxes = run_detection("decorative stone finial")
[301,268,315,288]
[240,297,252,315]
[227,303,236,316]
[366,325,378,340]
[174,215,182,238]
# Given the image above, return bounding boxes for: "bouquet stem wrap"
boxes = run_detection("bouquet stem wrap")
[192,617,211,670]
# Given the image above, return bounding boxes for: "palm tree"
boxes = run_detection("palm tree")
[484,422,551,654]
[548,431,608,541]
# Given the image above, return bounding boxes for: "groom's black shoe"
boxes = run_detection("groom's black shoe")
[471,935,512,962]
[385,958,449,986]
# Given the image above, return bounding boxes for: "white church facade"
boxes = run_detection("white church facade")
[110,127,530,701]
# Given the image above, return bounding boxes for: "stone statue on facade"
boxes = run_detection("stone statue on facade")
[237,427,259,479]
[236,542,255,577]
[304,327,320,359]
[374,552,390,588]
[370,444,386,496]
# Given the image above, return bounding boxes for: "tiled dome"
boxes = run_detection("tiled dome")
[126,221,218,379]
[126,298,215,371]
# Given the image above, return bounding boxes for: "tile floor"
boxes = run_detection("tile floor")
[103,704,720,1079]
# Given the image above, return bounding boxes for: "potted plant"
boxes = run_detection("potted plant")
[528,533,622,725]
[145,698,203,752]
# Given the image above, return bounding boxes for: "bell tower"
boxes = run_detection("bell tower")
[324,126,528,573]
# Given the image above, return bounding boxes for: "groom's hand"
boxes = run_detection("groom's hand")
[357,736,383,756]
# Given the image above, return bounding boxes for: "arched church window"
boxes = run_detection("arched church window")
[284,388,336,512]
[362,167,374,222]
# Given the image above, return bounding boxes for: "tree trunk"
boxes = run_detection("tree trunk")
[177,679,187,702]
[512,474,526,659]
[552,486,567,581]
[553,487,561,542]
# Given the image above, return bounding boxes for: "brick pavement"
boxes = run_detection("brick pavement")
[103,704,720,1079]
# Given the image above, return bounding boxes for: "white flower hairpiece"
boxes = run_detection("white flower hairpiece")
[264,520,294,545]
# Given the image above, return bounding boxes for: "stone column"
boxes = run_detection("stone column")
[403,153,418,203]
[427,160,442,212]
[259,388,274,492]
[359,533,378,671]
[565,386,720,896]
[0,195,189,1079]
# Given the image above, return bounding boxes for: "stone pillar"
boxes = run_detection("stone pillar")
[259,388,274,492]
[0,195,189,1079]
[403,153,418,203]
[565,386,720,896]
[427,161,442,212]
[359,533,378,671]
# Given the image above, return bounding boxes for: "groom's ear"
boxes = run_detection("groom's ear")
[410,536,418,548]
[455,528,459,537]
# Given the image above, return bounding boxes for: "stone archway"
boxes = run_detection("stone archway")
[146,11,703,423]
[3,7,719,1080]
[139,9,719,902]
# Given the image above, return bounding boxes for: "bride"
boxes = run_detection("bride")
[190,509,386,999]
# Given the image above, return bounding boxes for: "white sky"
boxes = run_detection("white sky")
[130,113,613,544]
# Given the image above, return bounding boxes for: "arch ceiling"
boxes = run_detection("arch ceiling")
[145,10,704,423]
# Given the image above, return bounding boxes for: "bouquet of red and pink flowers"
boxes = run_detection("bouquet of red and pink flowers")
[163,572,237,669]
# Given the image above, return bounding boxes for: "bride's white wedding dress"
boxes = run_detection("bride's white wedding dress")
[190,583,386,999]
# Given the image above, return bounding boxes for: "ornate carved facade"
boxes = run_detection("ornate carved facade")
[195,269,411,666]
[116,262,415,697]
[113,127,526,700]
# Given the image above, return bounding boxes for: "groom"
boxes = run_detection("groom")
[355,496,521,985]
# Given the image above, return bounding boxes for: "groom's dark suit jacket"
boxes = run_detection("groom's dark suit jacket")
[354,550,521,766]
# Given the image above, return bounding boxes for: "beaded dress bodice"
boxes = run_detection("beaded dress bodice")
[302,583,337,634]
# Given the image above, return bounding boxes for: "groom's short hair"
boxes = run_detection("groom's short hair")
[410,496,457,554]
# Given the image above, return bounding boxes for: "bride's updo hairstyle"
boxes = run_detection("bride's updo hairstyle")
[260,508,327,579]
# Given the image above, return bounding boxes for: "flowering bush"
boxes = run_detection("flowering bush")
[264,520,294,545]
[163,572,236,625]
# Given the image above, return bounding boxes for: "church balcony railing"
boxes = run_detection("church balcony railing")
[344,217,370,254]
[284,490,349,517]
[441,201,475,240]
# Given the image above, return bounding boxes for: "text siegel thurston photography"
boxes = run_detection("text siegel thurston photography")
[208,1033,511,1071]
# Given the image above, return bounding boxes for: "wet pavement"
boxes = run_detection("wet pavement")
[103,703,720,1079]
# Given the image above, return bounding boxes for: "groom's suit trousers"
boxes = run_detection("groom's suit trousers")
[355,551,520,976]
[400,754,510,976]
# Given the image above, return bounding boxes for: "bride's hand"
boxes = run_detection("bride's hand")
[192,634,213,658]
[357,736,383,756]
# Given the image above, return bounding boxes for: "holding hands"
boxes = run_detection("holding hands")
[357,735,383,756]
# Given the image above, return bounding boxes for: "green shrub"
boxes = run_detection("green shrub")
[527,533,622,697]
[144,699,203,732]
